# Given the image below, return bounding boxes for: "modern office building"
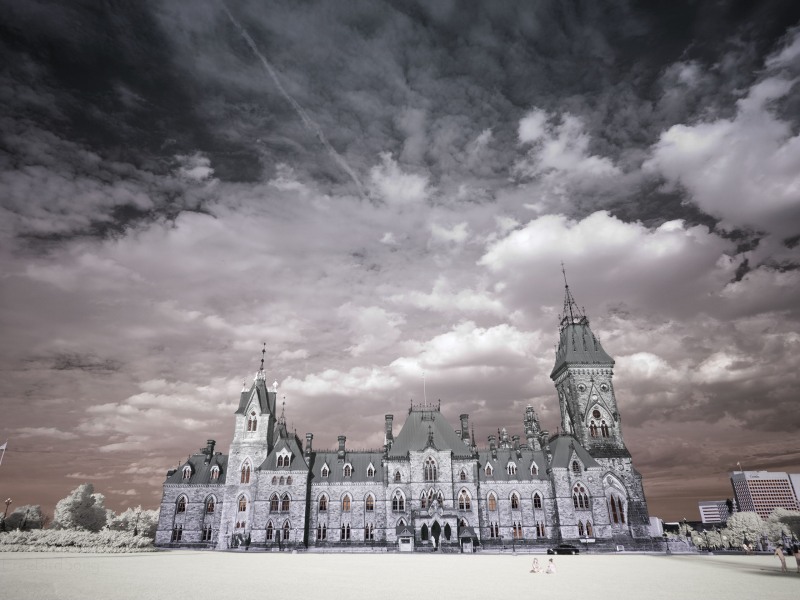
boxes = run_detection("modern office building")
[730,471,799,520]
[697,500,733,524]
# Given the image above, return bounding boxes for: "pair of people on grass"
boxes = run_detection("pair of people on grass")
[530,558,556,574]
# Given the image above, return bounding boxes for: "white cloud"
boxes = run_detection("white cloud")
[369,153,429,205]
[337,303,406,357]
[645,75,800,237]
[15,427,79,440]
[176,152,214,182]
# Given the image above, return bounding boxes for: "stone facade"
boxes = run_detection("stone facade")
[156,287,655,551]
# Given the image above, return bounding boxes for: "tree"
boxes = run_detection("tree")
[723,512,764,547]
[780,515,800,540]
[51,484,109,532]
[4,505,44,530]
[108,506,159,539]
[766,509,800,545]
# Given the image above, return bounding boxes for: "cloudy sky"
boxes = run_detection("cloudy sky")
[1,1,799,522]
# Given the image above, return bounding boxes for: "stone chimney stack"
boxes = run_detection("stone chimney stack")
[489,434,497,460]
[202,439,216,463]
[459,414,470,442]
[305,433,313,457]
[337,435,346,462]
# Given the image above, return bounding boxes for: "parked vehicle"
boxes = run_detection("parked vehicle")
[547,544,580,555]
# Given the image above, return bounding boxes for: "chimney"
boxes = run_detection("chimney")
[385,414,394,440]
[459,414,470,441]
[489,434,497,460]
[305,433,313,457]
[202,439,216,463]
[337,435,346,462]
[512,435,521,459]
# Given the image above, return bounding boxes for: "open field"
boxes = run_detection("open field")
[0,551,798,600]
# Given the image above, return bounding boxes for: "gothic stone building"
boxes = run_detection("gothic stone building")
[156,287,654,551]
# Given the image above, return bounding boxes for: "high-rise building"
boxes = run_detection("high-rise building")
[698,500,733,524]
[730,471,799,519]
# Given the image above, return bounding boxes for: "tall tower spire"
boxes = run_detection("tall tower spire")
[256,342,266,381]
[559,262,586,330]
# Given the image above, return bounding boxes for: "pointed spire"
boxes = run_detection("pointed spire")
[559,262,586,330]
[255,342,267,381]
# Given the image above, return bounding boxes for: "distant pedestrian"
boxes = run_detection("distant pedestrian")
[530,558,541,573]
[546,558,556,574]
[774,546,787,573]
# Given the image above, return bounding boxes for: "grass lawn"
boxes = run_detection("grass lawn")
[0,551,797,600]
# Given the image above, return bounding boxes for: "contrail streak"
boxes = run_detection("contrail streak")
[222,5,367,199]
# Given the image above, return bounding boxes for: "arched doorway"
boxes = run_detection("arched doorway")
[432,521,441,549]
[444,523,451,540]
[421,523,429,541]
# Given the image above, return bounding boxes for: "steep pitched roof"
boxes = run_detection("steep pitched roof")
[547,435,600,470]
[165,453,228,484]
[260,426,308,471]
[235,378,276,416]
[551,317,614,378]
[477,448,549,482]
[388,408,473,458]
[310,451,383,483]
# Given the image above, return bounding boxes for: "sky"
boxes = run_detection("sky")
[1,0,799,523]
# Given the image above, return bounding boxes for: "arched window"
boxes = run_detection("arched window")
[394,471,401,482]
[513,522,523,539]
[572,460,581,475]
[489,523,499,538]
[590,421,598,438]
[601,420,610,438]
[609,495,626,524]
[531,463,538,476]
[283,521,290,541]
[318,495,328,512]
[392,491,405,512]
[364,523,374,540]
[420,491,428,509]
[287,476,292,485]
[367,465,375,478]
[272,476,277,485]
[247,411,258,432]
[507,462,517,476]
[176,496,187,513]
[536,522,545,537]
[423,457,437,481]
[281,493,290,512]
[586,521,593,537]
[487,492,497,511]
[206,497,215,513]
[421,523,429,541]
[277,456,284,468]
[266,522,274,540]
[343,464,352,477]
[460,469,467,481]
[365,494,375,512]
[436,490,444,506]
[511,492,520,510]
[342,495,351,512]
[485,464,493,477]
[279,476,285,485]
[238,496,247,512]
[210,466,220,480]
[182,466,192,480]
[240,461,251,484]
[572,484,589,510]
[533,493,542,509]
[202,525,212,541]
[458,490,471,511]
[321,464,329,478]
[578,520,585,536]
[270,493,279,512]
[340,523,351,540]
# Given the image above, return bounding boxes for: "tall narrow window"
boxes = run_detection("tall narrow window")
[601,421,610,437]
[281,493,290,512]
[247,411,258,432]
[458,490,471,511]
[342,495,351,512]
[485,464,493,477]
[394,471,401,482]
[266,522,274,540]
[572,484,589,509]
[367,465,375,478]
[344,464,352,477]
[511,493,520,510]
[590,421,598,437]
[210,466,219,480]
[392,491,405,512]
[572,460,581,475]
[270,494,279,512]
[460,469,467,481]
[487,493,497,511]
[287,476,292,485]
[365,494,375,512]
[365,523,374,541]
[586,521,593,537]
[238,496,247,512]
[536,522,545,537]
[321,464,329,478]
[531,463,538,476]
[424,457,437,481]
[533,493,542,509]
[283,521,290,541]
[182,466,191,480]
[578,521,585,536]
[177,496,187,513]
[507,463,517,476]
[241,461,251,484]
[206,498,215,513]
[318,495,328,512]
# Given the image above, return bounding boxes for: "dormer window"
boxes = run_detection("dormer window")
[321,464,330,478]
[367,464,375,478]
[531,462,539,476]
[485,464,493,477]
[182,465,192,480]
[210,466,220,480]
[572,460,581,475]
[507,462,517,476]
[277,449,292,468]
[343,464,352,478]
[460,469,467,481]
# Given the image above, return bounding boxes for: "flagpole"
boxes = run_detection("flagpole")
[0,441,6,467]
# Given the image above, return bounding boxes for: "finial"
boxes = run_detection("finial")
[272,380,278,392]
[260,342,266,371]
[241,380,247,392]
[561,261,568,287]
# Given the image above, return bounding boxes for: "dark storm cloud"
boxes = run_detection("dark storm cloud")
[1,0,799,521]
